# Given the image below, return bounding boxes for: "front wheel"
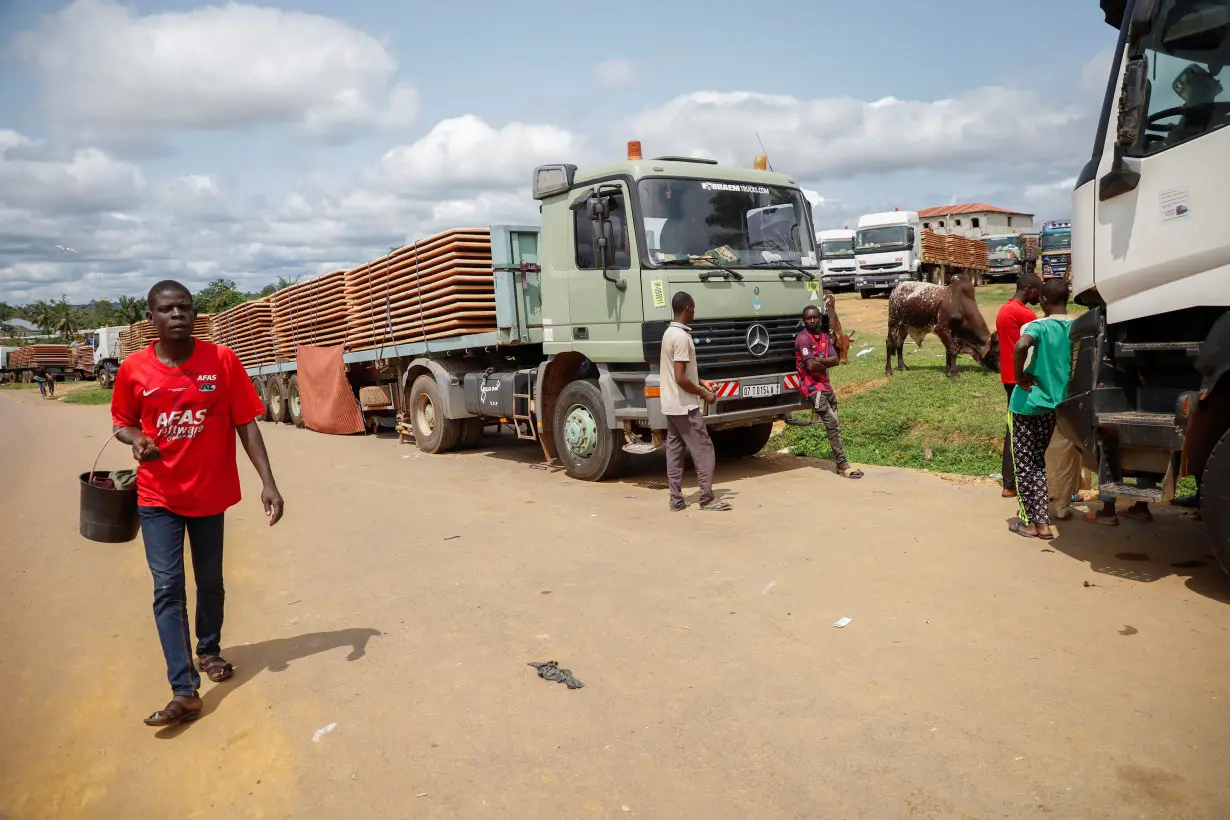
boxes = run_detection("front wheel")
[408,374,460,454]
[1203,428,1230,574]
[860,290,873,299]
[552,380,627,481]
[711,423,774,459]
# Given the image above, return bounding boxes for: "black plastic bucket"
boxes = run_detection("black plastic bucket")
[79,471,139,543]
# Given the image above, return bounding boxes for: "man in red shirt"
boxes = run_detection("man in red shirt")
[995,274,1042,498]
[112,280,284,726]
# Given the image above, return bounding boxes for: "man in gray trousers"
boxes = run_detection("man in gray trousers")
[660,291,732,512]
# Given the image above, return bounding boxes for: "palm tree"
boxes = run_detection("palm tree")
[30,300,55,333]
[51,298,77,337]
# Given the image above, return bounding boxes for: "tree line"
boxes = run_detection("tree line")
[0,276,298,341]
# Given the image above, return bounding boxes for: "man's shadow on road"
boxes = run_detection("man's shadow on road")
[156,627,381,739]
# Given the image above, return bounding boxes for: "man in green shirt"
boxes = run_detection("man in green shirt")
[1008,279,1073,539]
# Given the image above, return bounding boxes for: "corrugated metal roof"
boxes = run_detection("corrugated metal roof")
[917,203,1032,218]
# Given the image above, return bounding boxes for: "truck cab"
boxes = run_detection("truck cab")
[1038,219,1072,279]
[91,325,126,387]
[854,210,921,297]
[1063,0,1230,566]
[817,228,858,290]
[981,233,1031,281]
[408,146,817,480]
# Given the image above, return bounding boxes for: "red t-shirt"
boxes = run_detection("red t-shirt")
[995,299,1039,385]
[111,340,265,517]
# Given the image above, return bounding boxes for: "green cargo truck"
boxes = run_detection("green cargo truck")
[248,145,820,480]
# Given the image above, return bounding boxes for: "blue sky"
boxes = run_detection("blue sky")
[0,0,1118,302]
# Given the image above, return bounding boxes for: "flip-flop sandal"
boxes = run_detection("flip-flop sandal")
[700,500,732,511]
[1083,511,1119,526]
[197,655,234,683]
[144,697,202,727]
[1009,521,1039,538]
[838,468,864,479]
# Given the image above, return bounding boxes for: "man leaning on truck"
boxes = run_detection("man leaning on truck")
[660,291,731,512]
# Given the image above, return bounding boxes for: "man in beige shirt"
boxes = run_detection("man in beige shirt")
[660,291,731,511]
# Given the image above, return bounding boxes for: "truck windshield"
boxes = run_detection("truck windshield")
[982,237,1024,267]
[856,226,909,251]
[1041,230,1071,250]
[820,239,855,258]
[638,178,816,266]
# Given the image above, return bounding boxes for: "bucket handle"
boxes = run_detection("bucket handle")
[88,429,124,485]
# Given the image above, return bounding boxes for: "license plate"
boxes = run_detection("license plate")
[741,383,780,398]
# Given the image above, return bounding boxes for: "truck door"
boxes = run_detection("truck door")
[567,182,645,361]
[1091,6,1230,323]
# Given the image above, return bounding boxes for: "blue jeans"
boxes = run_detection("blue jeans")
[139,507,226,696]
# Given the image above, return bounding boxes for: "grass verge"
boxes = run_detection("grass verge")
[0,382,38,390]
[61,387,114,405]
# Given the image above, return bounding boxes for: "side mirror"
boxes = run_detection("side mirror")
[907,228,916,245]
[586,186,627,292]
[1115,55,1149,147]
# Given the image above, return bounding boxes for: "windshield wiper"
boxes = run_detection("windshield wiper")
[748,260,816,281]
[656,257,744,281]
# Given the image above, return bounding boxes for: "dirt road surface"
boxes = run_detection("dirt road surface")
[2,392,1227,819]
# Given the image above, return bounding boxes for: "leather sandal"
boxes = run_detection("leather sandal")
[197,655,234,683]
[144,695,202,727]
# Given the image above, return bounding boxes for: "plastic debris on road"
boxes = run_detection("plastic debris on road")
[833,617,852,628]
[529,660,584,689]
[312,722,338,742]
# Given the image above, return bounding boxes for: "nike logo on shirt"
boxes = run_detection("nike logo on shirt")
[143,388,159,396]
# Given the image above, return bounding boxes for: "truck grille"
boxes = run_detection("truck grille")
[860,262,901,271]
[642,315,802,380]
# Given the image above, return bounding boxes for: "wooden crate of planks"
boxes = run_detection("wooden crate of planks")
[213,298,276,368]
[343,227,496,352]
[271,270,349,360]
[72,344,94,371]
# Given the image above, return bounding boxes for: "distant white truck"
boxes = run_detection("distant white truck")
[90,325,126,388]
[854,210,922,298]
[817,228,857,291]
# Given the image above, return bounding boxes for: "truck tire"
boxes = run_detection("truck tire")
[1203,428,1230,574]
[458,418,485,449]
[288,375,305,428]
[408,374,460,454]
[552,379,627,481]
[712,423,774,459]
[251,377,268,419]
[267,378,288,424]
[860,290,872,299]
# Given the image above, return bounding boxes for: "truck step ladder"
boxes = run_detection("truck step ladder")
[512,387,536,441]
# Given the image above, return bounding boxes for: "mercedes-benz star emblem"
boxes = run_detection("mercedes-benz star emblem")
[746,323,771,357]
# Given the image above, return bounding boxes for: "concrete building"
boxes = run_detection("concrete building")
[917,204,1035,239]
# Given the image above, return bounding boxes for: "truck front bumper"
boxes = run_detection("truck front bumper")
[642,371,807,430]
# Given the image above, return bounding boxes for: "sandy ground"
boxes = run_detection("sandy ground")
[1,391,1227,820]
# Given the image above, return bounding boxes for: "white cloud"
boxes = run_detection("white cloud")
[594,60,638,90]
[0,130,145,214]
[374,115,580,194]
[630,88,1091,180]
[10,0,416,140]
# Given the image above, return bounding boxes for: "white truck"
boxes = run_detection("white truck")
[854,210,922,297]
[1060,0,1230,566]
[817,228,858,290]
[89,326,126,388]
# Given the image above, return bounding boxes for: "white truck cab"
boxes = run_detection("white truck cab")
[91,325,127,387]
[854,210,922,297]
[817,228,857,290]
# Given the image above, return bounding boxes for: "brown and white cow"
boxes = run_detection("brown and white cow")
[884,276,998,378]
[824,290,856,364]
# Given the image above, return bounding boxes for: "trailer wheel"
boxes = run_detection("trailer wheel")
[288,375,305,428]
[711,423,774,459]
[267,378,288,424]
[552,379,627,481]
[408,374,460,454]
[251,377,267,418]
[1203,428,1230,574]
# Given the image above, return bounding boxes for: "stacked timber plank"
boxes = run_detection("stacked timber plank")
[343,227,496,352]
[7,347,27,368]
[72,344,94,371]
[122,315,215,354]
[271,271,349,360]
[920,230,989,271]
[921,230,947,265]
[16,344,72,368]
[213,298,276,368]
